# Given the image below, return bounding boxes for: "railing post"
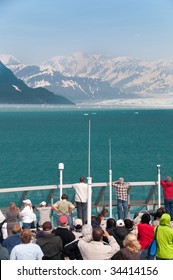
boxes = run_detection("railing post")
[87,176,92,225]
[109,169,112,218]
[157,164,161,208]
[128,191,130,218]
[58,163,64,200]
[109,139,112,218]
[51,195,54,227]
[87,119,92,225]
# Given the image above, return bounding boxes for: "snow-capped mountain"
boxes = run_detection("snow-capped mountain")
[41,52,173,96]
[0,61,74,105]
[1,52,173,103]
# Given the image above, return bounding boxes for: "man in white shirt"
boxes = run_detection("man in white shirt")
[72,176,88,224]
[78,227,120,260]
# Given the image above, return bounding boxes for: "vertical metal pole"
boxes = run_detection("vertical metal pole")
[59,170,63,199]
[157,164,161,208]
[87,120,92,225]
[88,120,91,178]
[51,196,54,227]
[87,176,92,225]
[109,139,112,218]
[58,163,64,200]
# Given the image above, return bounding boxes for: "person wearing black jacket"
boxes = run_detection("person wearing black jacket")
[36,221,63,260]
[108,219,129,248]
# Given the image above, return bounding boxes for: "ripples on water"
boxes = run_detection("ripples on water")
[0,105,173,215]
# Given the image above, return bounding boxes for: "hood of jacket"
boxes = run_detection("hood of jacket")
[159,213,171,226]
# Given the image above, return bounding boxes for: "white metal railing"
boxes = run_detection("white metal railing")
[0,185,57,193]
[58,163,162,224]
[0,185,57,211]
[0,165,162,224]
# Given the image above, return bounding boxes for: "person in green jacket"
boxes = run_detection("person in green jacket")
[156,213,173,260]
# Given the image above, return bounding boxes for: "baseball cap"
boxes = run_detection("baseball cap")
[58,215,68,224]
[116,219,125,227]
[40,201,46,206]
[23,199,31,204]
[74,218,83,227]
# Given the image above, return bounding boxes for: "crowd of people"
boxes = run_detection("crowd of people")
[0,175,173,260]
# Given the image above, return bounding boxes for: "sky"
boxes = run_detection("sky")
[0,0,173,65]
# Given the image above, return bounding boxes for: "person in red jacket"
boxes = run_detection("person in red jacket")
[137,213,155,260]
[160,176,173,221]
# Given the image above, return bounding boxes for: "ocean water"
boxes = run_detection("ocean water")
[0,105,173,215]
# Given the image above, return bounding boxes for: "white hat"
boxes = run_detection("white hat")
[40,201,46,206]
[116,219,125,227]
[23,199,31,204]
[74,218,83,227]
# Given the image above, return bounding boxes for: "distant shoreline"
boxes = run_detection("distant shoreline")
[1,98,173,110]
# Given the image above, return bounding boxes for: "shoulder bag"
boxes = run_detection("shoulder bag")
[147,226,158,257]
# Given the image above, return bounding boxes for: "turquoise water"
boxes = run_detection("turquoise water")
[0,106,173,214]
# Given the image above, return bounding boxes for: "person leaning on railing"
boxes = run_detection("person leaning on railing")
[160,176,173,221]
[112,177,130,220]
[72,176,88,225]
[36,201,52,228]
[19,199,35,230]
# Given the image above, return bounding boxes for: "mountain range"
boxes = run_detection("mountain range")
[1,52,173,103]
[0,61,73,105]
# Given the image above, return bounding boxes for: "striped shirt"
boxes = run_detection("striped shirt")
[114,182,130,201]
